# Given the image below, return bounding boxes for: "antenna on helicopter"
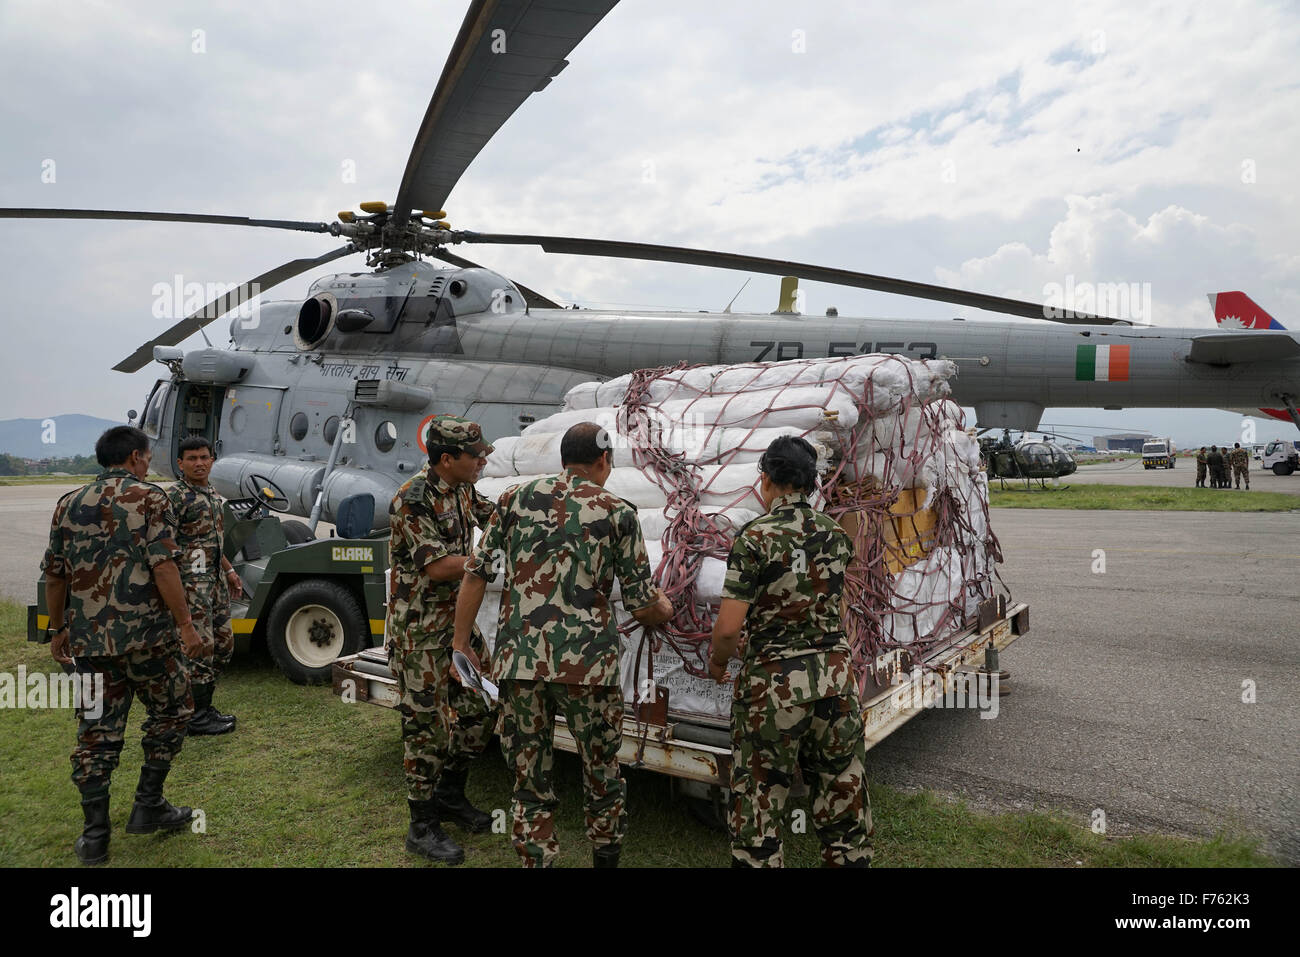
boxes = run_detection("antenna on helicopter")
[722,277,751,314]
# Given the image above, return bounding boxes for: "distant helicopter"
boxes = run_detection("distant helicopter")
[3,0,1298,541]
[979,431,1079,488]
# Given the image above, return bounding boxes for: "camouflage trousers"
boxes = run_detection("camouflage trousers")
[183,579,233,685]
[71,644,193,795]
[730,691,873,867]
[498,679,626,868]
[1195,463,1206,485]
[1234,464,1250,488]
[390,632,495,802]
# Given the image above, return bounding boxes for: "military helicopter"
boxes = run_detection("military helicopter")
[978,431,1078,488]
[4,0,1300,531]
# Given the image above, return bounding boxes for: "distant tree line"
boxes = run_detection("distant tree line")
[0,453,100,476]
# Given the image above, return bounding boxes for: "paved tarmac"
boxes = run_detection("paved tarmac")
[1066,457,1300,495]
[3,483,1297,861]
[871,508,1300,863]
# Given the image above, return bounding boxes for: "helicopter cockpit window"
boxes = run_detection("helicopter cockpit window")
[374,420,398,453]
[289,412,309,442]
[141,379,171,439]
[1019,443,1053,464]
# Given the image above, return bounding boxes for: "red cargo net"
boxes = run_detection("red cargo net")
[616,357,1004,693]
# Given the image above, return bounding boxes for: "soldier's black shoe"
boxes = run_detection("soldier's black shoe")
[432,769,493,833]
[187,684,235,736]
[74,794,110,865]
[187,708,236,736]
[125,763,193,834]
[593,843,621,868]
[207,687,236,726]
[406,799,465,864]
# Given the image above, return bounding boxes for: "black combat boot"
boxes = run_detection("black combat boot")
[592,843,621,868]
[74,793,110,865]
[432,768,493,833]
[124,762,193,834]
[406,798,465,864]
[207,684,236,727]
[187,683,234,736]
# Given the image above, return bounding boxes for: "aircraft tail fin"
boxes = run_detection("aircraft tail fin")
[1207,291,1286,330]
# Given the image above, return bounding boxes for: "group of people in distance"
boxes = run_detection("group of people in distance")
[1194,443,1251,489]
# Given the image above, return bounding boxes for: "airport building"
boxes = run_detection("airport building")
[1093,431,1153,452]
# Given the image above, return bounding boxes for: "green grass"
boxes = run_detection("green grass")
[0,601,1272,868]
[0,474,169,486]
[0,475,98,486]
[989,484,1300,511]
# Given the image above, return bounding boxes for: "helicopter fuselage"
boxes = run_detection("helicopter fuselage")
[139,259,1300,529]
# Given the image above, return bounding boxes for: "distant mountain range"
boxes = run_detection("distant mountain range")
[0,415,126,458]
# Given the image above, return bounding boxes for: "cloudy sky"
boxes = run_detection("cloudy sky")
[1,0,1297,449]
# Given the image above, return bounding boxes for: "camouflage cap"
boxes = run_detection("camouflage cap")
[425,414,494,457]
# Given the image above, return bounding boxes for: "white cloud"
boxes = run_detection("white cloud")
[936,194,1296,327]
[0,0,1296,435]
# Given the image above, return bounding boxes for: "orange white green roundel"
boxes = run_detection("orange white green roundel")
[1075,343,1131,381]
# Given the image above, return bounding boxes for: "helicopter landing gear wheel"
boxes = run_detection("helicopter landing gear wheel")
[266,580,367,684]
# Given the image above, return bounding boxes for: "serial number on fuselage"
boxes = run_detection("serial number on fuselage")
[750,340,939,361]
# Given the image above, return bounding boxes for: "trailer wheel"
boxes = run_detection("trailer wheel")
[685,791,730,834]
[266,580,367,684]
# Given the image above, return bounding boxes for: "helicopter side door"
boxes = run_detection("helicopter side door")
[140,377,179,475]
[170,382,228,471]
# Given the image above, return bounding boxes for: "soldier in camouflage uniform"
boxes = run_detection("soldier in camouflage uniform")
[169,435,242,735]
[387,415,499,864]
[1231,442,1250,489]
[453,423,672,868]
[43,426,205,865]
[1195,447,1207,487]
[709,435,873,868]
[1206,445,1224,488]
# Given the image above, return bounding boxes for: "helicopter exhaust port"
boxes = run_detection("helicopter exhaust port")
[294,292,337,349]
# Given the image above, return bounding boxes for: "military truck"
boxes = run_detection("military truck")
[29,478,388,685]
[1141,437,1177,469]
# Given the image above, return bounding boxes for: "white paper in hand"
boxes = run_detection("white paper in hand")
[453,650,498,706]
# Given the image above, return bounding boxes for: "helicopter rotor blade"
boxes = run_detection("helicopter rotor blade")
[392,0,619,222]
[0,207,332,233]
[113,244,358,373]
[430,248,561,309]
[455,233,1124,325]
